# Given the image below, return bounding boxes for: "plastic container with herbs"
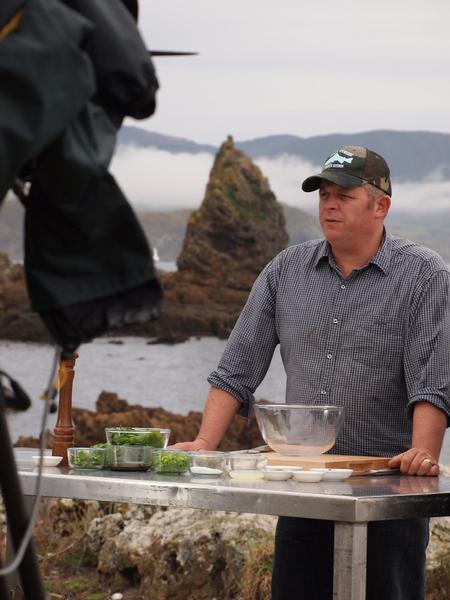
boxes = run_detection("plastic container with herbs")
[152,449,191,474]
[106,445,153,471]
[68,447,106,470]
[105,427,170,448]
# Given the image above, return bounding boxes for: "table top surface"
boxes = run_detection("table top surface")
[15,449,450,523]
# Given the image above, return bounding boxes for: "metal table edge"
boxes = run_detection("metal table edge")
[17,469,362,521]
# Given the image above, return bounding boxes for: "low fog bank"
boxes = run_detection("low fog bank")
[111,146,450,218]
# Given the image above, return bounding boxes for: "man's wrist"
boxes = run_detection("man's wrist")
[195,436,218,451]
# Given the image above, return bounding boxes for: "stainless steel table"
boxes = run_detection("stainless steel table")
[15,449,450,600]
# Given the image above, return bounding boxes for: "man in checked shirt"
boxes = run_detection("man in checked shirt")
[174,146,450,600]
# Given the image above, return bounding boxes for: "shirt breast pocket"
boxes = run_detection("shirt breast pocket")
[350,317,404,370]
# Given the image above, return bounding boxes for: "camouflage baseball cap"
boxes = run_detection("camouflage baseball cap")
[302,146,392,196]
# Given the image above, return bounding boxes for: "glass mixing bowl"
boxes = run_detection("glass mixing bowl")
[254,404,346,456]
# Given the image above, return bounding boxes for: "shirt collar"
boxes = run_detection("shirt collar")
[369,231,391,274]
[314,229,392,275]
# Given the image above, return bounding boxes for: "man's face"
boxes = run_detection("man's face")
[318,181,382,247]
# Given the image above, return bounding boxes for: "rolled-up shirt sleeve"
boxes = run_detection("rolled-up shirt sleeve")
[405,267,450,422]
[207,257,280,417]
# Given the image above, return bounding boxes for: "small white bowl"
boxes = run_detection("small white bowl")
[32,455,63,467]
[292,470,324,483]
[266,465,304,472]
[310,468,353,481]
[263,469,293,481]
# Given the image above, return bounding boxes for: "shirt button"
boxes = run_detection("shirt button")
[340,284,346,290]
[333,318,338,324]
[320,390,327,395]
[326,354,332,359]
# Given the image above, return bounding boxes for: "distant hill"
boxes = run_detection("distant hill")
[0,198,321,263]
[3,127,450,264]
[386,210,450,263]
[138,208,191,261]
[118,128,215,155]
[119,127,450,183]
[3,196,450,264]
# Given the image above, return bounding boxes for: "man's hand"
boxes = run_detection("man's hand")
[389,401,446,477]
[388,448,439,477]
[170,437,214,452]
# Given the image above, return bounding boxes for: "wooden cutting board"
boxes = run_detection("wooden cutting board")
[265,452,391,473]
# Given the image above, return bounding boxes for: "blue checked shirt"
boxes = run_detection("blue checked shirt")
[208,233,450,456]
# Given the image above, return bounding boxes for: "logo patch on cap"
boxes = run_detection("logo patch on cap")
[324,151,354,168]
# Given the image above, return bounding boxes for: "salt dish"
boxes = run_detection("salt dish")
[292,470,324,483]
[310,468,353,481]
[32,455,63,467]
[189,451,226,476]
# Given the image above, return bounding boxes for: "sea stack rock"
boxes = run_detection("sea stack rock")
[177,136,288,290]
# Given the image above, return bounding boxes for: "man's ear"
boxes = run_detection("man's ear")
[376,195,391,218]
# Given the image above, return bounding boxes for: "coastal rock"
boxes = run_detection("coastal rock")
[86,505,276,599]
[0,252,50,342]
[16,496,450,600]
[177,135,288,290]
[14,391,266,450]
[70,391,265,451]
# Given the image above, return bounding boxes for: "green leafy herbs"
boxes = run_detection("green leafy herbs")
[108,430,165,447]
[70,449,104,469]
[153,451,190,474]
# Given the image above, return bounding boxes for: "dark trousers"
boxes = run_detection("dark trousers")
[272,516,429,600]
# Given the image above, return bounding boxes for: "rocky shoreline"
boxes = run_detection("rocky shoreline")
[15,391,265,451]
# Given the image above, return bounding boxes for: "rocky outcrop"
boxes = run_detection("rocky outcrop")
[72,391,265,450]
[0,252,51,342]
[15,391,266,451]
[0,138,288,343]
[19,496,450,600]
[177,136,288,290]
[86,505,276,600]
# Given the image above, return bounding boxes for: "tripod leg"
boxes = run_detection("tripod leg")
[0,557,13,600]
[0,411,47,600]
[6,526,22,598]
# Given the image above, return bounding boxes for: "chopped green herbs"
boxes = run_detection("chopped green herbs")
[70,449,104,469]
[153,451,190,474]
[108,430,166,447]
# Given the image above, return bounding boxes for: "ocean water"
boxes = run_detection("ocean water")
[0,337,285,443]
[2,337,450,465]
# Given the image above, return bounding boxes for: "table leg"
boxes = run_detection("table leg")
[333,522,367,600]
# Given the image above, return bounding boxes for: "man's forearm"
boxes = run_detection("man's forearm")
[196,387,241,450]
[412,401,447,460]
[389,400,447,475]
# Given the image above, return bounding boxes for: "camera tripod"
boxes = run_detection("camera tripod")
[0,380,47,600]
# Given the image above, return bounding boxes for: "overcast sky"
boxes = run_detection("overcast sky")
[112,1,450,215]
[133,0,450,145]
